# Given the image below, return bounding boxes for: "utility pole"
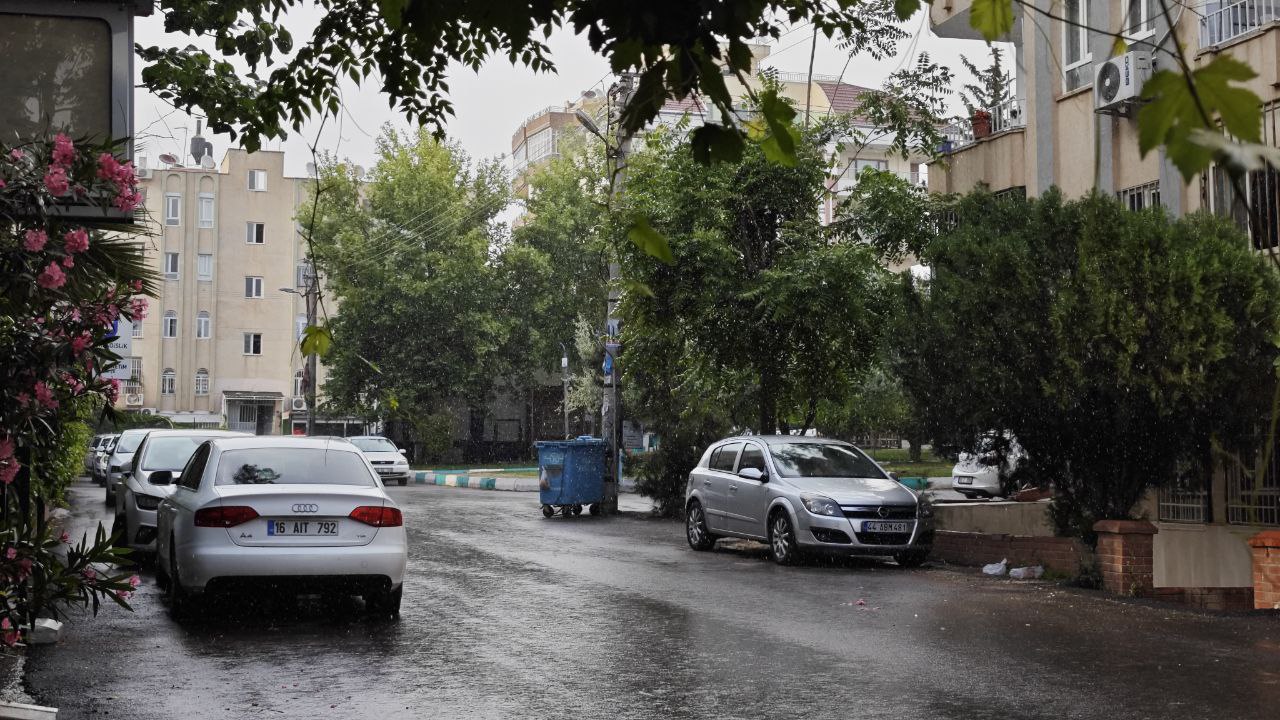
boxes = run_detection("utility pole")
[600,72,636,515]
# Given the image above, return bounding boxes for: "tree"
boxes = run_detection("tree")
[958,47,1011,115]
[617,116,895,513]
[836,167,945,265]
[307,129,510,445]
[897,190,1280,539]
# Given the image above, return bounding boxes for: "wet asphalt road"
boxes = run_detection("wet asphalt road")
[25,478,1280,719]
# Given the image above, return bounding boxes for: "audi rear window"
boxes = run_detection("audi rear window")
[215,448,377,487]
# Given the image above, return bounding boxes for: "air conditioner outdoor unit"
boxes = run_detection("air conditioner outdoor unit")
[124,393,144,406]
[1095,52,1151,112]
[140,408,155,415]
[291,397,307,412]
[136,167,152,179]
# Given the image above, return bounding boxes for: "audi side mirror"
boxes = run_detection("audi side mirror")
[149,470,174,485]
[738,467,766,482]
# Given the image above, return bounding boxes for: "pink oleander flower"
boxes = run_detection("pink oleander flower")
[51,133,74,167]
[128,574,140,588]
[37,262,66,290]
[3,548,14,561]
[9,148,23,161]
[116,590,132,601]
[63,227,89,254]
[129,279,143,293]
[113,190,143,212]
[23,229,48,252]
[43,166,69,196]
[105,378,120,404]
[71,332,90,355]
[14,392,30,407]
[81,567,96,580]
[129,297,148,321]
[0,436,17,486]
[0,618,15,648]
[60,255,74,269]
[33,381,58,410]
[16,559,31,580]
[59,531,70,544]
[0,179,5,189]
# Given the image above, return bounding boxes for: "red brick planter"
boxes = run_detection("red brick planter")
[1093,519,1157,596]
[1248,530,1280,610]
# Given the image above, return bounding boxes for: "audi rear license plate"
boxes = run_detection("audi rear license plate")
[957,476,974,485]
[863,521,912,533]
[266,519,340,536]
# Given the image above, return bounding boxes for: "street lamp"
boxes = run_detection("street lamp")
[575,109,605,142]
[280,285,317,437]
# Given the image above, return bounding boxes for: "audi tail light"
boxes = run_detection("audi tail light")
[195,506,260,528]
[348,506,403,527]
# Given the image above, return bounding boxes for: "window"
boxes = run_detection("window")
[164,193,181,225]
[294,369,304,396]
[766,441,888,479]
[124,357,142,395]
[194,369,209,396]
[164,252,179,280]
[296,261,312,289]
[1158,481,1208,523]
[1125,0,1157,36]
[246,222,265,244]
[243,332,263,355]
[162,310,178,338]
[295,314,307,341]
[196,311,210,339]
[1063,0,1091,92]
[710,443,743,472]
[216,448,377,487]
[160,369,176,396]
[197,253,213,280]
[1226,446,1280,526]
[1200,102,1280,250]
[1117,181,1161,211]
[526,129,555,162]
[131,318,143,338]
[248,169,267,191]
[197,193,214,228]
[179,443,211,491]
[739,445,767,473]
[244,276,263,298]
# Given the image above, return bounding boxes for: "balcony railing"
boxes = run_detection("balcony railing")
[1200,0,1280,46]
[990,98,1026,134]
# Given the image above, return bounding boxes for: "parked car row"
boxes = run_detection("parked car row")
[85,431,410,620]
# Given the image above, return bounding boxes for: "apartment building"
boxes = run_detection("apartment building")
[124,146,348,435]
[509,44,929,227]
[931,1,1280,606]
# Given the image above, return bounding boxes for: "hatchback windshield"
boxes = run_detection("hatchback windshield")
[767,442,886,479]
[216,448,376,486]
[114,430,148,454]
[141,436,217,472]
[350,438,398,453]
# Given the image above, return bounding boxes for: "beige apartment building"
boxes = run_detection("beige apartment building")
[931,0,1280,605]
[124,147,344,435]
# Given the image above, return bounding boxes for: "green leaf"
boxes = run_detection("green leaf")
[970,0,1016,41]
[1110,36,1128,57]
[623,279,656,298]
[894,0,922,21]
[690,123,745,164]
[376,0,407,28]
[300,324,333,357]
[627,217,675,265]
[759,88,798,161]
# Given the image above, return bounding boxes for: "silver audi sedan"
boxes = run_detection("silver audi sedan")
[156,436,408,619]
[684,436,934,566]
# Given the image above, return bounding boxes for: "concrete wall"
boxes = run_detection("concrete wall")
[934,500,1054,536]
[1153,522,1266,588]
[936,129,1026,195]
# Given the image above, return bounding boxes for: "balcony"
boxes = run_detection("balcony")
[945,98,1026,152]
[1201,0,1280,46]
[933,100,1028,196]
[931,0,1021,41]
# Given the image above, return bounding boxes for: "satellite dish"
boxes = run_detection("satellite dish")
[305,162,317,177]
[158,153,179,166]
[200,155,216,169]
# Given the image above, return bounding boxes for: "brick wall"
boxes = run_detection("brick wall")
[1094,520,1157,596]
[1249,530,1280,610]
[1149,587,1256,611]
[932,530,1088,575]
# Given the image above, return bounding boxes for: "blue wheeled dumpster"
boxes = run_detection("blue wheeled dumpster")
[536,436,606,517]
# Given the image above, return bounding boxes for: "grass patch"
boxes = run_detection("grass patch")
[865,448,954,478]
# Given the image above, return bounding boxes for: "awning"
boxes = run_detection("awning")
[164,412,225,425]
[222,390,284,401]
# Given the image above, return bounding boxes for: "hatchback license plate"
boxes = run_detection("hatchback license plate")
[863,521,911,533]
[957,476,974,485]
[266,520,339,536]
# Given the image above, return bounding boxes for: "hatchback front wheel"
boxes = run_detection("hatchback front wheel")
[769,511,802,566]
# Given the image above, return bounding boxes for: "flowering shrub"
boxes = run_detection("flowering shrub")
[1,133,155,640]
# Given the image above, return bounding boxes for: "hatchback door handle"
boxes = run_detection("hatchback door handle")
[728,484,738,492]
[703,479,712,487]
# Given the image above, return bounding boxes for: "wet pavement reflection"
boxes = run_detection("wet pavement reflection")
[24,479,1280,719]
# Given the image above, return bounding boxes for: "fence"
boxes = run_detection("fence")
[1200,0,1280,46]
[990,98,1026,134]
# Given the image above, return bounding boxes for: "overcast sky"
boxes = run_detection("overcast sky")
[133,9,1001,177]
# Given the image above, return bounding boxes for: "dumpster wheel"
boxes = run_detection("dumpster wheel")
[572,504,583,516]
[541,504,555,518]
[589,503,600,516]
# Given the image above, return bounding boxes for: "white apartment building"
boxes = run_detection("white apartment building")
[124,147,344,435]
[931,0,1280,606]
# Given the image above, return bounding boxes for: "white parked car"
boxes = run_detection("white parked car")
[155,436,407,619]
[114,429,250,554]
[347,436,412,486]
[951,434,1024,499]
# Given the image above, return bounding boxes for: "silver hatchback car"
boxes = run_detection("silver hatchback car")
[684,436,934,566]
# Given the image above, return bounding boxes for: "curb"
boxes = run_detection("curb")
[413,471,540,492]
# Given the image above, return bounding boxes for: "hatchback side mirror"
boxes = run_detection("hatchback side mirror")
[398,448,407,455]
[889,471,900,481]
[738,467,766,482]
[149,470,173,485]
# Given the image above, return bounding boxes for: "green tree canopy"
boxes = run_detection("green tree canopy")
[896,191,1280,538]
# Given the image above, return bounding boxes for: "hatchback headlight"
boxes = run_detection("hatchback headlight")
[135,493,161,510]
[800,494,842,517]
